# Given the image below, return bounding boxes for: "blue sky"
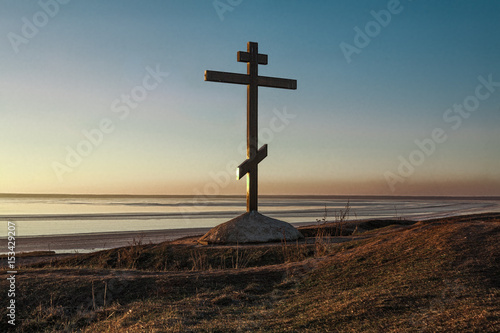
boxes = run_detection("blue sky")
[1,0,499,196]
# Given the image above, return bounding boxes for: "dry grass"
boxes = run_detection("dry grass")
[270,214,500,332]
[28,241,294,272]
[1,213,499,332]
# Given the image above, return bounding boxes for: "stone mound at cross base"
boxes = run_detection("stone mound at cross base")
[198,211,304,244]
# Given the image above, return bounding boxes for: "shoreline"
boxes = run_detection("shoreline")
[0,227,212,254]
[0,221,320,254]
[3,205,500,254]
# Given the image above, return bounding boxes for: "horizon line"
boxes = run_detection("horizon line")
[1,192,500,200]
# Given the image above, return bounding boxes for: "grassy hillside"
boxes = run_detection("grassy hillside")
[1,213,499,332]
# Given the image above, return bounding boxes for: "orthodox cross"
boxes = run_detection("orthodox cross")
[205,42,297,212]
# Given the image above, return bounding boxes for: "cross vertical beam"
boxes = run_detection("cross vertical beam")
[247,42,259,212]
[204,42,297,213]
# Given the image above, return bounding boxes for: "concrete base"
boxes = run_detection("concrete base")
[198,211,304,244]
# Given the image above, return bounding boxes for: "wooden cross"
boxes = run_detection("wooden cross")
[205,42,297,212]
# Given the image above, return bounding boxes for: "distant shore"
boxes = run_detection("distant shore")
[2,221,324,254]
[1,227,213,254]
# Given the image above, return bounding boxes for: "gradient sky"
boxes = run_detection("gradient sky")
[1,0,499,196]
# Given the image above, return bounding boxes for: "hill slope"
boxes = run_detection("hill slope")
[1,213,499,332]
[272,214,500,332]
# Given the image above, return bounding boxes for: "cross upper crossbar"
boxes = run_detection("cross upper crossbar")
[204,42,297,212]
[237,51,268,65]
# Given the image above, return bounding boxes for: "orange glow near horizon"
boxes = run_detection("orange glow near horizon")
[3,176,500,197]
